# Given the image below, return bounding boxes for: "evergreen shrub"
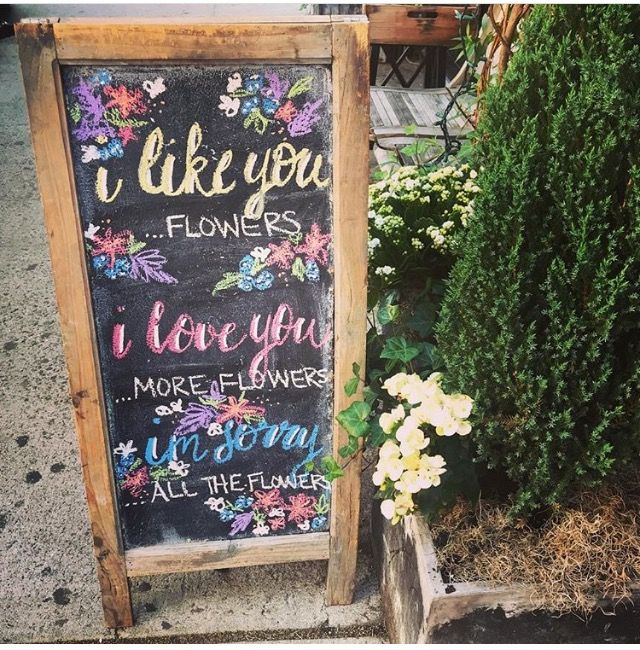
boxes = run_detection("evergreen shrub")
[436,5,640,514]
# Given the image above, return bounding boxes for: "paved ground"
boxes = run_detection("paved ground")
[0,9,384,643]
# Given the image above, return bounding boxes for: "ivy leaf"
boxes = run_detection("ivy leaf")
[321,456,344,482]
[344,376,359,397]
[368,420,386,446]
[339,438,359,458]
[288,76,313,98]
[291,257,306,281]
[414,341,436,370]
[407,302,436,337]
[362,385,379,405]
[344,362,361,397]
[336,400,371,438]
[380,337,420,363]
[378,302,400,325]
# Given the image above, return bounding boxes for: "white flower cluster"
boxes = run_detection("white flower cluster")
[426,220,455,252]
[368,237,381,254]
[373,372,473,524]
[375,265,395,277]
[367,164,480,281]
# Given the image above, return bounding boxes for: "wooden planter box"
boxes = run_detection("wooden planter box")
[371,510,533,642]
[371,509,640,643]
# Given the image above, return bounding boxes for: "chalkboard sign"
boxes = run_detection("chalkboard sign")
[17,17,368,628]
[61,62,335,548]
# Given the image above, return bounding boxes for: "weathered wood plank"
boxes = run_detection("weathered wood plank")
[126,533,330,577]
[15,21,133,629]
[326,19,369,606]
[53,22,332,61]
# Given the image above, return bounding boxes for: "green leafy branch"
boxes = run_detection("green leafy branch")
[244,109,271,135]
[104,108,148,129]
[212,272,243,296]
[69,102,82,125]
[316,286,448,485]
[127,235,147,254]
[288,76,313,98]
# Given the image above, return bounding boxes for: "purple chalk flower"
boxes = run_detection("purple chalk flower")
[229,512,254,536]
[287,99,323,137]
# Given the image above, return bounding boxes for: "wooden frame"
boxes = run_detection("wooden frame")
[16,16,369,628]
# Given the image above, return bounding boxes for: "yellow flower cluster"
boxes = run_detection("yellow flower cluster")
[374,372,473,524]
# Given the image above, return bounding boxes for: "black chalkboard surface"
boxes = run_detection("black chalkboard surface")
[62,64,334,549]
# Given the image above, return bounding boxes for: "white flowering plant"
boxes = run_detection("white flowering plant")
[374,371,473,523]
[314,162,481,524]
[368,164,479,306]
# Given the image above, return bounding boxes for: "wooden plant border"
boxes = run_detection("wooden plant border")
[16,16,369,628]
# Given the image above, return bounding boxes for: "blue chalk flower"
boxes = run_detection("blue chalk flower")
[98,147,110,161]
[311,515,327,530]
[254,270,274,291]
[92,70,112,86]
[244,75,264,93]
[115,454,135,479]
[241,96,260,115]
[239,255,255,275]
[219,509,235,522]
[92,254,108,270]
[107,138,124,159]
[305,260,320,282]
[261,97,279,116]
[238,277,254,292]
[114,257,131,277]
[235,495,255,510]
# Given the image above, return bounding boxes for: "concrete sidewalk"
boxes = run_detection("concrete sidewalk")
[0,22,383,643]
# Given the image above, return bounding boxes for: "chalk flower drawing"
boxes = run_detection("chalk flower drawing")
[218,71,323,137]
[213,489,330,536]
[113,440,137,456]
[113,437,189,500]
[168,460,190,477]
[212,223,331,296]
[173,381,266,436]
[143,77,166,99]
[67,69,162,163]
[85,225,177,284]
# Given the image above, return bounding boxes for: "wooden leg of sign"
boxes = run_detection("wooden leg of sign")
[15,21,133,628]
[326,18,370,606]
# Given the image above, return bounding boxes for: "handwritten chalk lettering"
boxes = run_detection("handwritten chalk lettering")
[218,366,329,393]
[96,123,330,216]
[165,210,301,240]
[151,479,199,503]
[200,471,330,496]
[61,64,335,547]
[145,418,324,477]
[127,300,332,378]
[133,374,209,399]
[126,366,328,403]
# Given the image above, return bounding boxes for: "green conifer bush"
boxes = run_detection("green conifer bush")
[436,5,640,514]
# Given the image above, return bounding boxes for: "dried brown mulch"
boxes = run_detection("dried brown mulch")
[430,478,640,617]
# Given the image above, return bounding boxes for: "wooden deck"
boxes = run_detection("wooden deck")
[370,86,475,168]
